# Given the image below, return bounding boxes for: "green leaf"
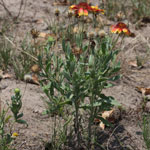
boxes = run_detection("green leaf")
[101,40,106,54]
[5,115,12,123]
[45,61,51,73]
[97,116,113,127]
[104,83,114,88]
[66,43,71,56]
[64,117,72,128]
[6,134,12,144]
[16,119,28,126]
[17,113,23,119]
[59,100,72,107]
[88,54,94,67]
[79,104,90,110]
[63,72,71,81]
[70,61,75,73]
[100,95,121,106]
[109,75,121,81]
[103,52,113,66]
[98,77,108,82]
[80,102,102,110]
[42,110,49,115]
[110,97,121,106]
[0,129,3,134]
[111,66,120,74]
[62,39,66,52]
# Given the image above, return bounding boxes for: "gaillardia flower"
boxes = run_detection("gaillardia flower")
[69,2,104,17]
[110,22,131,36]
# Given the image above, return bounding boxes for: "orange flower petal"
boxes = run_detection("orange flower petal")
[123,28,131,35]
[77,2,91,10]
[70,5,77,9]
[78,8,84,16]
[91,6,98,9]
[84,9,88,16]
[117,22,127,28]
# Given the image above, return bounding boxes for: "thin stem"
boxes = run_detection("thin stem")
[74,101,80,149]
[88,93,95,149]
[53,115,57,149]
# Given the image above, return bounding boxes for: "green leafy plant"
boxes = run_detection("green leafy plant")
[10,88,27,125]
[0,108,13,150]
[39,31,120,149]
[0,88,27,150]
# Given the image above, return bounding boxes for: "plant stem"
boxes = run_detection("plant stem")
[74,101,80,149]
[88,94,94,149]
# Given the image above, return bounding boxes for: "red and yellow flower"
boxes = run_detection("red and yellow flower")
[69,2,104,17]
[110,22,131,36]
[91,6,104,14]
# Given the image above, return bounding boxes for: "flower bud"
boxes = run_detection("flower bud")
[14,88,20,95]
[55,9,60,17]
[97,30,106,38]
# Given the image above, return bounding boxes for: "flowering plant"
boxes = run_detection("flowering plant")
[70,2,104,16]
[0,88,26,150]
[39,34,120,149]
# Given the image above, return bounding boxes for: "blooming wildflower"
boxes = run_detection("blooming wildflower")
[11,132,19,138]
[69,2,104,17]
[110,22,131,36]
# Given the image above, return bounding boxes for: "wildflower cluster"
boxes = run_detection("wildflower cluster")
[70,2,104,16]
[69,2,133,37]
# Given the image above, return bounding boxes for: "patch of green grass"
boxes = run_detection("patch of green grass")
[0,36,12,70]
[143,114,150,150]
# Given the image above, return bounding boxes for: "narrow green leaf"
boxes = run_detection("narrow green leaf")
[97,116,113,127]
[42,110,49,115]
[80,102,102,109]
[59,100,72,107]
[109,75,121,81]
[5,115,12,123]
[88,54,94,67]
[17,113,23,119]
[16,119,28,126]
